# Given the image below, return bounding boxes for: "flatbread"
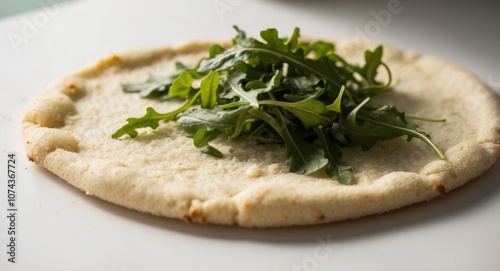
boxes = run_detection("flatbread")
[22,40,500,227]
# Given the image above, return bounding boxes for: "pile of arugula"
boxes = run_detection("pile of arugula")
[112,26,445,184]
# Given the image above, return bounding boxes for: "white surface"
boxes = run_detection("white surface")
[1,0,499,270]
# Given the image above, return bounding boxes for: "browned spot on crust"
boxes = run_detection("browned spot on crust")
[436,183,446,196]
[66,83,78,96]
[26,141,31,145]
[97,54,121,68]
[109,54,120,62]
[27,156,35,162]
[243,201,251,208]
[182,214,192,224]
[63,82,86,100]
[318,214,325,221]
[199,215,207,224]
[189,209,199,217]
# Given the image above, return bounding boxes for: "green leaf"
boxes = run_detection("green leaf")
[198,45,254,73]
[200,28,345,90]
[286,27,301,50]
[209,44,226,58]
[310,41,335,59]
[325,85,345,113]
[245,70,282,92]
[193,129,223,157]
[228,109,254,139]
[245,80,266,89]
[347,45,393,97]
[169,71,193,99]
[358,62,393,96]
[113,91,201,138]
[259,99,332,128]
[177,106,250,135]
[313,126,352,184]
[115,26,445,184]
[340,98,402,149]
[260,28,288,54]
[121,74,173,100]
[283,87,324,102]
[357,109,446,159]
[200,70,219,109]
[282,74,321,96]
[297,40,335,60]
[361,46,383,85]
[250,108,328,175]
[111,107,173,139]
[175,62,207,79]
[340,98,445,159]
[218,101,250,109]
[220,70,260,107]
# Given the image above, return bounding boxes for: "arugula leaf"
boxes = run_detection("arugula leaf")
[340,98,445,159]
[114,26,445,184]
[169,71,193,99]
[121,74,174,100]
[193,129,223,157]
[325,85,345,113]
[177,106,250,135]
[245,70,283,92]
[339,98,407,150]
[228,109,256,139]
[259,99,332,128]
[200,70,219,109]
[285,27,301,51]
[313,126,352,184]
[112,107,172,139]
[198,45,253,73]
[282,75,321,97]
[220,70,259,107]
[357,108,446,159]
[199,28,345,91]
[361,46,384,85]
[283,87,324,102]
[112,91,201,138]
[250,108,328,175]
[306,41,335,60]
[355,46,393,96]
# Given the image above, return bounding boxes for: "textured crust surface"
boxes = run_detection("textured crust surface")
[22,40,500,227]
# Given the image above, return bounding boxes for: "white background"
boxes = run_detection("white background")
[1,0,499,270]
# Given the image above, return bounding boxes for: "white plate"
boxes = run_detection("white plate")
[1,1,499,270]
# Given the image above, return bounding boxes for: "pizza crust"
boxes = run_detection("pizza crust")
[22,40,500,227]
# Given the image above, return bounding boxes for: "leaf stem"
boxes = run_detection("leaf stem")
[357,115,446,159]
[405,115,446,123]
